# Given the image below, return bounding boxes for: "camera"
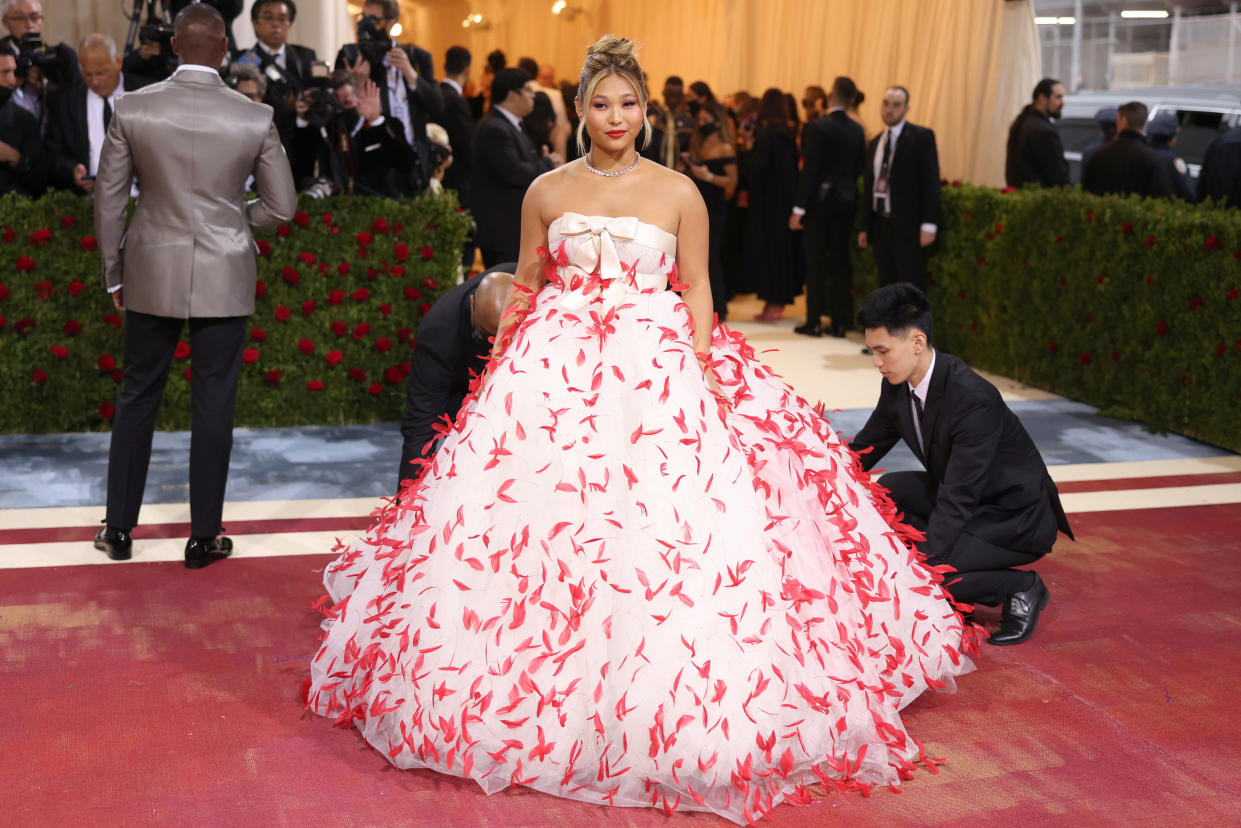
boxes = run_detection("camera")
[138,19,173,48]
[15,32,70,82]
[302,61,340,129]
[355,14,393,68]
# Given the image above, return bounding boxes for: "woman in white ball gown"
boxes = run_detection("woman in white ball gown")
[306,35,977,824]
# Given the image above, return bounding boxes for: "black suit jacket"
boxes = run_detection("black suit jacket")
[336,42,442,190]
[860,121,941,237]
[438,80,474,200]
[469,108,553,257]
[1006,105,1070,188]
[44,73,154,192]
[399,275,492,487]
[0,98,46,196]
[848,351,1072,561]
[794,109,865,216]
[1196,127,1241,208]
[236,42,318,150]
[1082,130,1173,198]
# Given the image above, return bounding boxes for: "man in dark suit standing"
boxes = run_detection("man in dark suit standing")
[92,5,296,569]
[45,34,152,194]
[470,67,560,267]
[1196,116,1241,208]
[0,49,45,196]
[439,46,475,268]
[399,266,514,491]
[336,0,442,194]
[1005,78,1070,188]
[234,0,316,160]
[858,85,940,293]
[790,75,865,338]
[1082,101,1173,198]
[849,284,1074,646]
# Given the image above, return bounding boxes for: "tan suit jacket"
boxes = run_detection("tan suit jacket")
[94,67,297,319]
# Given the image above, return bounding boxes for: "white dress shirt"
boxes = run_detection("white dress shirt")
[908,349,936,451]
[86,77,125,177]
[442,77,463,96]
[873,119,937,236]
[494,103,524,132]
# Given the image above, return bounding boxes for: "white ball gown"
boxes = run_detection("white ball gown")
[306,212,978,823]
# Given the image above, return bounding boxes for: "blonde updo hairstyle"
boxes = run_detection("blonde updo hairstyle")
[575,35,652,157]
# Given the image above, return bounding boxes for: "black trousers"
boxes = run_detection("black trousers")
[881,470,1057,606]
[871,216,927,293]
[802,210,854,326]
[106,311,247,538]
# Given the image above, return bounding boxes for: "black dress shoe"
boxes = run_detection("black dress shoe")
[793,322,823,337]
[827,323,847,338]
[94,526,132,561]
[988,574,1049,646]
[185,535,233,570]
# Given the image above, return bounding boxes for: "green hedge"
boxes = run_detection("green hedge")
[2,190,471,432]
[851,184,1239,453]
[3,186,1238,452]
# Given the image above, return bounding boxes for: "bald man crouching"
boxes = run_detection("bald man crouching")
[398,266,514,492]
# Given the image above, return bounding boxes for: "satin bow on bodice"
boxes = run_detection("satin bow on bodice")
[549,213,670,312]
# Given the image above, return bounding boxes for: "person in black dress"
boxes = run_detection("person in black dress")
[745,88,799,321]
[682,100,736,323]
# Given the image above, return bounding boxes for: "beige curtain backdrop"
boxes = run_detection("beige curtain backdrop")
[41,0,1038,184]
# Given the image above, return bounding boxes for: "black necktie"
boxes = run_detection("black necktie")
[878,129,892,213]
[103,97,113,133]
[909,385,926,452]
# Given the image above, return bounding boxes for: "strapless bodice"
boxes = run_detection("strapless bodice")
[544,213,678,311]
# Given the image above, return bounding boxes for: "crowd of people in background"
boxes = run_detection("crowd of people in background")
[4,0,1241,331]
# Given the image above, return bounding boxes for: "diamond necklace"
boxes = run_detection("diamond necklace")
[584,153,640,177]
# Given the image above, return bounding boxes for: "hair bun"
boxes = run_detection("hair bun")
[853,90,866,106]
[587,35,636,62]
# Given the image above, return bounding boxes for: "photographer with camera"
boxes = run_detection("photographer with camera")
[235,0,316,160]
[2,0,81,125]
[45,34,154,195]
[0,48,45,195]
[335,0,441,195]
[292,67,417,199]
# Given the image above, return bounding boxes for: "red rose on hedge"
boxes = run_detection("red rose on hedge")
[403,286,421,301]
[349,368,366,382]
[307,380,325,391]
[394,242,409,261]
[352,287,370,302]
[337,261,350,276]
[302,299,316,315]
[277,224,291,238]
[1206,235,1222,251]
[1144,234,1155,247]
[1218,343,1227,358]
[17,256,36,272]
[250,328,267,342]
[379,303,392,318]
[1157,321,1169,336]
[16,316,35,335]
[0,283,8,300]
[282,267,300,285]
[325,350,343,367]
[375,337,392,353]
[956,289,966,299]
[59,215,76,229]
[1054,234,1064,243]
[322,213,333,226]
[327,289,346,305]
[1111,350,1121,362]
[1047,342,1058,353]
[1121,222,1133,236]
[111,369,123,383]
[29,228,53,246]
[50,344,68,358]
[352,322,371,339]
[357,247,368,260]
[1180,373,1190,386]
[175,341,191,358]
[423,277,439,289]
[105,313,122,329]
[1144,273,1154,284]
[1188,297,1204,311]
[34,280,53,300]
[1229,288,1239,301]
[384,365,403,383]
[98,354,116,371]
[298,338,315,355]
[99,402,114,419]
[298,251,316,265]
[242,348,259,365]
[1,226,13,243]
[256,239,272,257]
[63,320,82,336]
[67,280,85,296]
[419,301,432,314]
[356,231,373,247]
[82,234,103,252]
[293,210,311,227]
[32,368,47,384]
[331,320,347,336]
[392,265,405,277]
[367,381,382,396]
[366,267,377,280]
[372,217,389,234]
[318,263,329,275]
[274,305,291,322]
[264,369,282,387]
[420,244,434,260]
[397,327,412,341]
[1079,353,1092,365]
[255,280,267,299]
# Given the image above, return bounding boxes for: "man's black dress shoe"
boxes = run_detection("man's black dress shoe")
[185,535,233,570]
[827,323,847,338]
[94,526,132,561]
[793,322,823,337]
[988,573,1049,646]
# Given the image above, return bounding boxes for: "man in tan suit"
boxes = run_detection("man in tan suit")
[93,4,296,569]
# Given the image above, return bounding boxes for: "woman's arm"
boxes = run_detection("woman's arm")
[674,178,715,358]
[491,176,551,358]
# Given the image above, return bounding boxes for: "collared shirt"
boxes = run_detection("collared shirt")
[173,63,221,77]
[382,55,415,146]
[907,349,936,450]
[442,77,463,96]
[256,42,287,71]
[86,77,124,176]
[494,103,524,132]
[873,118,936,235]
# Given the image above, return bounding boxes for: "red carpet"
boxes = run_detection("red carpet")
[3,504,1240,825]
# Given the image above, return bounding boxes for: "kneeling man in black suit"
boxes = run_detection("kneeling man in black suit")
[848,284,1073,645]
